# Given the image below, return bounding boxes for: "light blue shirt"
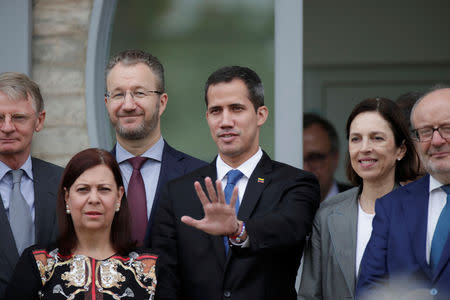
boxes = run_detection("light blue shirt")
[0,155,35,222]
[324,180,340,202]
[115,137,164,219]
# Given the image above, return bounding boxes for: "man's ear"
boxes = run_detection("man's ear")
[158,93,168,117]
[256,106,269,127]
[34,110,46,132]
[330,151,339,170]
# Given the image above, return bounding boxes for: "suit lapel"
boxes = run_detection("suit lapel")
[328,192,358,296]
[197,160,227,268]
[223,153,272,270]
[206,153,273,269]
[402,175,432,279]
[32,158,58,246]
[0,194,19,272]
[148,143,184,228]
[237,152,272,221]
[154,143,183,207]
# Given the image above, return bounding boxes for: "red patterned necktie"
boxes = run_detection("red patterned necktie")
[127,157,148,246]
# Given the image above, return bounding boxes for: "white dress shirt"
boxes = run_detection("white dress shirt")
[216,147,263,246]
[116,137,164,219]
[216,147,263,204]
[356,201,375,274]
[426,175,448,264]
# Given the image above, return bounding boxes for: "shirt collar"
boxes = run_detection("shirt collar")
[116,136,164,163]
[324,180,339,201]
[216,147,263,181]
[429,174,447,193]
[0,155,33,181]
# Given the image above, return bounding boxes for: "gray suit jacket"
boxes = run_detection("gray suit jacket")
[0,157,63,297]
[299,187,360,300]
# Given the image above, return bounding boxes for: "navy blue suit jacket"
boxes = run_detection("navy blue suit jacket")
[357,174,450,299]
[112,141,207,247]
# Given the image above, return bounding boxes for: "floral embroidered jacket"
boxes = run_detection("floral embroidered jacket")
[4,246,158,300]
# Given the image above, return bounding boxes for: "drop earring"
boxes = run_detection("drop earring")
[115,204,120,212]
[66,204,71,214]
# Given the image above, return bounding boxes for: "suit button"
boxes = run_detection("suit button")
[430,288,438,296]
[224,290,231,298]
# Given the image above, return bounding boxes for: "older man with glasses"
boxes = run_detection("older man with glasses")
[104,50,206,246]
[357,85,450,300]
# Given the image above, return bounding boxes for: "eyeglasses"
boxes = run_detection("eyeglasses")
[0,113,34,126]
[411,125,450,142]
[105,89,162,102]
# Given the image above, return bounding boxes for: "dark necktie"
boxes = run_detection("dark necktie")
[9,169,33,255]
[223,169,244,254]
[430,185,450,272]
[127,157,148,245]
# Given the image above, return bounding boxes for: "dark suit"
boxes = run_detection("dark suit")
[356,175,450,300]
[151,152,320,300]
[0,157,63,297]
[112,141,207,246]
[337,181,353,193]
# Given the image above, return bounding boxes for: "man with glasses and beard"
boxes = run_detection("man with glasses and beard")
[105,50,206,247]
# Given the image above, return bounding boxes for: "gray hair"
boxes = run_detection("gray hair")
[0,72,44,113]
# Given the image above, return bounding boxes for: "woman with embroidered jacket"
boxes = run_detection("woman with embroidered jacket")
[298,98,419,300]
[5,148,158,299]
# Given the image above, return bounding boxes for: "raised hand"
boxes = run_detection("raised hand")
[181,177,239,236]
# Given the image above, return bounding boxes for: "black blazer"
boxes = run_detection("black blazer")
[0,157,63,297]
[337,181,353,193]
[151,151,320,300]
[112,141,207,246]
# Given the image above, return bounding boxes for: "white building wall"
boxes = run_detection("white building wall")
[31,0,93,166]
